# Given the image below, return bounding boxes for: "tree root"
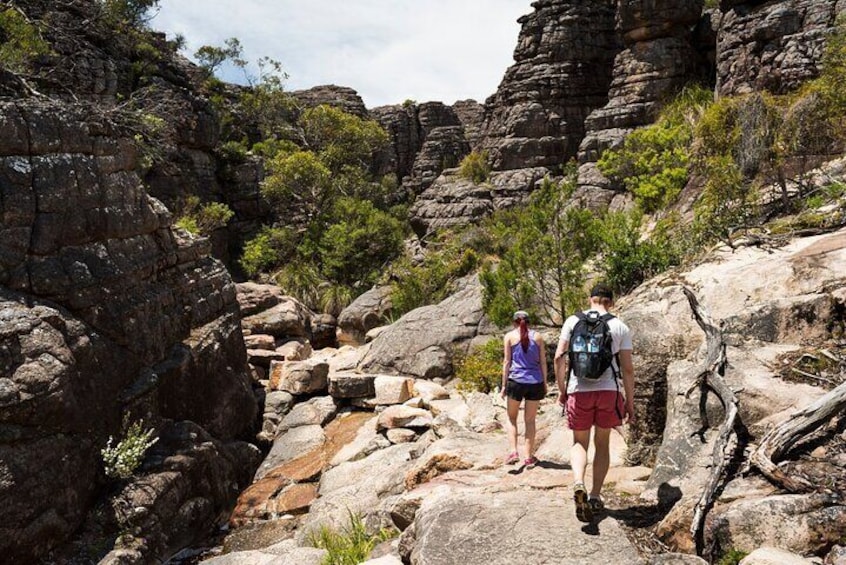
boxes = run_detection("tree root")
[681,287,738,554]
[749,379,846,494]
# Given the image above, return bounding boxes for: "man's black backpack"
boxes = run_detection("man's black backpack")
[568,311,617,380]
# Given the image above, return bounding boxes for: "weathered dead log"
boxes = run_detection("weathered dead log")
[750,379,846,493]
[682,287,738,550]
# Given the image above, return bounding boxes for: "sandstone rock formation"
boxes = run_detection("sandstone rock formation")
[618,227,846,552]
[0,101,256,562]
[290,84,369,118]
[576,0,707,202]
[408,167,548,237]
[717,1,846,97]
[479,0,620,171]
[371,101,477,199]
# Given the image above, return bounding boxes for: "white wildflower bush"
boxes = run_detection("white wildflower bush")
[101,419,158,480]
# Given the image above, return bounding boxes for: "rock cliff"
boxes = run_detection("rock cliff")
[479,0,620,172]
[0,99,258,562]
[0,15,258,563]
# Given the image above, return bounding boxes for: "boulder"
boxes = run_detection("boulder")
[372,376,414,405]
[270,360,329,395]
[301,444,419,537]
[329,372,377,399]
[362,556,403,565]
[647,554,708,565]
[386,428,419,444]
[359,275,496,379]
[826,545,846,565]
[278,396,338,432]
[232,413,373,526]
[739,547,818,565]
[709,493,846,556]
[407,489,640,565]
[337,286,393,346]
[205,540,326,565]
[236,283,285,317]
[248,349,287,368]
[254,425,326,481]
[377,406,434,431]
[241,298,313,339]
[244,334,276,350]
[275,339,312,362]
[270,483,318,515]
[310,313,337,350]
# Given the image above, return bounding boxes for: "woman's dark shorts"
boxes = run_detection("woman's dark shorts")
[506,379,545,402]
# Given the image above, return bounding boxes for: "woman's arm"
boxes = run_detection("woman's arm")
[537,335,548,393]
[501,333,512,397]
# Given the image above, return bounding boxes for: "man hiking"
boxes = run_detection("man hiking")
[554,283,635,522]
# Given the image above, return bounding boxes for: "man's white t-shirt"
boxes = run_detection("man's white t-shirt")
[557,310,632,394]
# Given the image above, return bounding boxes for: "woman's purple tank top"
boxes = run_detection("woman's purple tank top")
[509,331,543,384]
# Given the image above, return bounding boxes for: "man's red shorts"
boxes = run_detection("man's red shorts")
[566,391,624,430]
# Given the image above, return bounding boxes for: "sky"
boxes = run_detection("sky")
[152,0,530,108]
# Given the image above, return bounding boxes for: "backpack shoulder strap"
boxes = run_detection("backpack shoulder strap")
[575,311,588,322]
[599,313,616,323]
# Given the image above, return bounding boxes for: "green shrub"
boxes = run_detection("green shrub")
[480,173,598,326]
[0,8,51,73]
[596,210,681,295]
[240,226,297,276]
[175,196,234,236]
[389,230,484,316]
[101,419,158,480]
[217,140,249,163]
[458,150,491,184]
[274,262,323,310]
[455,339,503,394]
[599,85,713,213]
[692,154,755,244]
[98,0,159,28]
[599,122,692,213]
[318,197,404,288]
[716,549,748,565]
[299,105,389,173]
[308,513,396,565]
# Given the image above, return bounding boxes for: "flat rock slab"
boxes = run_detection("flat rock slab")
[410,489,640,565]
[329,372,376,398]
[278,396,337,432]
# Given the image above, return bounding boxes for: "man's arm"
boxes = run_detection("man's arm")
[618,349,636,423]
[554,339,569,405]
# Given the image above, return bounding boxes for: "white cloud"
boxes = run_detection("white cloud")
[153,0,529,107]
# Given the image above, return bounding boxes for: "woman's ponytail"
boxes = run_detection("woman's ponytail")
[519,318,529,353]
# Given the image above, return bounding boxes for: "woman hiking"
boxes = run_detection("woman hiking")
[501,310,548,468]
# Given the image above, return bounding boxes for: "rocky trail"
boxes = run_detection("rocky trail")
[207,379,651,565]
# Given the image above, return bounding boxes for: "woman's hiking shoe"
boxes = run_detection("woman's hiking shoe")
[573,483,593,522]
[523,456,538,469]
[588,496,604,514]
[504,451,519,465]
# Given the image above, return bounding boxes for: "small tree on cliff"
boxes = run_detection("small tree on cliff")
[481,171,598,326]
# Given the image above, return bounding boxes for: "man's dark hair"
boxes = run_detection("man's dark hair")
[590,283,613,301]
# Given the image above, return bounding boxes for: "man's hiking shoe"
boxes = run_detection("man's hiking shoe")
[574,483,593,522]
[523,456,538,469]
[504,451,519,465]
[588,496,605,514]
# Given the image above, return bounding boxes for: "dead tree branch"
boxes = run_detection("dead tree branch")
[682,287,738,552]
[750,379,846,493]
